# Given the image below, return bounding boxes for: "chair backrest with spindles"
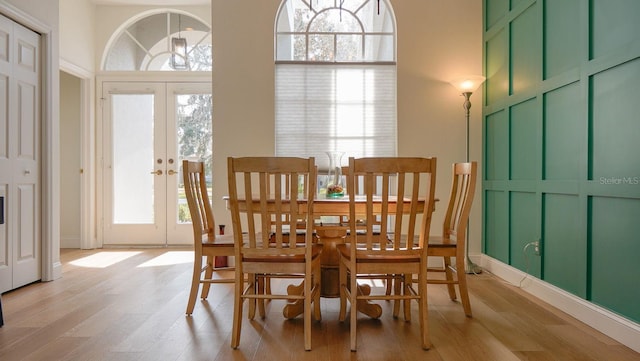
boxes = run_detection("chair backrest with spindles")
[346,157,437,254]
[227,157,317,256]
[183,160,215,243]
[442,162,477,244]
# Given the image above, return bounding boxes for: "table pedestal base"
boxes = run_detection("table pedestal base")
[283,282,382,319]
[281,223,382,320]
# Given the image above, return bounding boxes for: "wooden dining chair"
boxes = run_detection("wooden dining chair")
[337,157,437,351]
[227,156,322,351]
[183,160,236,315]
[425,161,477,317]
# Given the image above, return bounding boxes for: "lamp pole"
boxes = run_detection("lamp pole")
[460,90,482,274]
[450,76,485,274]
[462,91,472,163]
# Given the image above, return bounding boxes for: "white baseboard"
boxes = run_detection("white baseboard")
[478,255,640,353]
[60,236,80,249]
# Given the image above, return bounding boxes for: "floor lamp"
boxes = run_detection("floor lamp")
[449,75,485,274]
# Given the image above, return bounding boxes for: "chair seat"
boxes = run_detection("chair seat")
[427,236,457,249]
[404,234,458,249]
[244,244,323,263]
[337,243,420,263]
[203,234,236,247]
[205,232,256,248]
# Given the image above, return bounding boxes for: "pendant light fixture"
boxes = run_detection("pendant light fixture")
[171,14,188,70]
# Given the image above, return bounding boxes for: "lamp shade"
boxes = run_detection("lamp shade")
[449,75,486,93]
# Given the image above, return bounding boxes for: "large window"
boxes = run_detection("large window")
[275,0,397,170]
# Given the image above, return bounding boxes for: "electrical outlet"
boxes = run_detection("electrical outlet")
[533,240,541,256]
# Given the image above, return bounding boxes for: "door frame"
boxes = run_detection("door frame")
[96,72,211,248]
[60,60,96,250]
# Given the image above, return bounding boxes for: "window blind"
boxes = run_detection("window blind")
[275,63,397,171]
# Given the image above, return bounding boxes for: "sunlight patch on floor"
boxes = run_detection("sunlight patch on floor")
[137,251,193,267]
[69,251,142,268]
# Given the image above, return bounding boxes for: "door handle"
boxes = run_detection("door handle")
[167,169,177,175]
[150,170,163,175]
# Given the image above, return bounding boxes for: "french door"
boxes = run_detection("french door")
[101,82,212,246]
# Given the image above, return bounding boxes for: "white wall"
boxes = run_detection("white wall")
[60,0,96,73]
[211,0,484,257]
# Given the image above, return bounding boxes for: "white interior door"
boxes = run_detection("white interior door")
[101,82,212,246]
[0,14,41,292]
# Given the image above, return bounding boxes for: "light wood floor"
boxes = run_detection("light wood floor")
[0,248,638,361]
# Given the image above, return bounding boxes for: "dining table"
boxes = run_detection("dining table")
[223,194,433,319]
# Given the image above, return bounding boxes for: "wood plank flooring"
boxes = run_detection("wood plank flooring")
[0,248,638,361]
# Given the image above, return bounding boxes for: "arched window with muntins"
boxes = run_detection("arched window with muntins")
[102,10,212,71]
[276,0,395,62]
[275,0,397,171]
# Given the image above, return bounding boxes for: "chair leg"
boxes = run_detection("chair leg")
[231,269,244,349]
[257,276,266,319]
[385,276,393,295]
[186,254,203,315]
[313,262,322,321]
[348,263,358,351]
[350,266,358,351]
[248,274,257,320]
[304,273,312,351]
[455,255,473,317]
[418,270,431,350]
[403,274,411,322]
[393,275,401,318]
[338,260,347,322]
[201,255,214,299]
[443,256,457,301]
[265,276,272,299]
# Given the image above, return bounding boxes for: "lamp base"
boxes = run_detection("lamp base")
[465,257,483,274]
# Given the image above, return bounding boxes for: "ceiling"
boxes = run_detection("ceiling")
[91,0,209,5]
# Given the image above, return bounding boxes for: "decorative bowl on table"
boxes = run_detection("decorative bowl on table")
[326,184,344,198]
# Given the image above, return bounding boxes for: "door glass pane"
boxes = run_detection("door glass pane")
[176,93,212,223]
[112,94,155,223]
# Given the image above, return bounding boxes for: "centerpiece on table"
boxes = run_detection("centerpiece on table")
[325,151,345,198]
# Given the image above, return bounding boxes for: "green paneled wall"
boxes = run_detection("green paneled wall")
[486,30,508,104]
[591,197,640,322]
[544,83,582,179]
[483,0,640,323]
[509,192,540,277]
[544,0,581,78]
[485,110,508,180]
[484,190,509,263]
[591,59,640,179]
[510,99,538,180]
[544,193,585,297]
[510,3,540,94]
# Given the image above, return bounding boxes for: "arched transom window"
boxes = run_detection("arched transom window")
[275,0,397,171]
[276,0,395,62]
[103,10,212,71]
